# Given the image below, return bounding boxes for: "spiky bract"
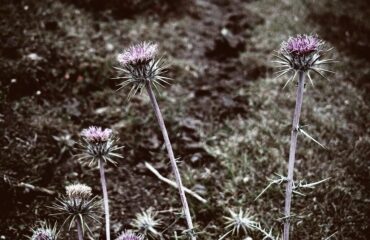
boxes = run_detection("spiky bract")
[274,34,335,87]
[77,126,123,167]
[116,230,144,240]
[132,209,161,237]
[115,42,171,100]
[29,222,58,240]
[223,208,257,236]
[51,188,101,235]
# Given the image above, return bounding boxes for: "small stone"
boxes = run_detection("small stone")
[27,53,42,61]
[105,43,114,52]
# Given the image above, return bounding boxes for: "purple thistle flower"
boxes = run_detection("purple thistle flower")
[282,34,323,56]
[114,42,171,100]
[77,126,123,166]
[81,126,113,143]
[117,42,158,66]
[31,230,54,240]
[116,230,144,240]
[30,222,58,240]
[274,34,335,88]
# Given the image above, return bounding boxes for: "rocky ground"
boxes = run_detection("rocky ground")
[0,0,369,239]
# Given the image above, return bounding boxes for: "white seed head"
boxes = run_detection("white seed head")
[66,183,92,199]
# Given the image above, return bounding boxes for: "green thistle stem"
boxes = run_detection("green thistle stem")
[283,71,305,240]
[99,159,111,240]
[145,82,196,240]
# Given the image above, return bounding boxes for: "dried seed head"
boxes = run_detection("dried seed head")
[116,230,144,240]
[66,183,92,199]
[274,34,335,87]
[223,208,257,236]
[132,208,161,237]
[29,222,58,240]
[81,126,113,143]
[77,126,123,167]
[115,42,171,100]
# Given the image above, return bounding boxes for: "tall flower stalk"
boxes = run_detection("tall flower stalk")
[115,42,196,239]
[78,126,123,240]
[283,70,305,240]
[274,34,334,240]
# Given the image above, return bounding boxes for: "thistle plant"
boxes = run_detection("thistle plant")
[51,183,101,240]
[220,208,257,239]
[116,230,144,240]
[132,209,162,238]
[115,42,195,239]
[273,34,334,240]
[78,126,123,240]
[220,208,280,240]
[29,222,58,240]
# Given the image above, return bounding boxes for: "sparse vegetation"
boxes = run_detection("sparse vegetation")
[0,0,369,239]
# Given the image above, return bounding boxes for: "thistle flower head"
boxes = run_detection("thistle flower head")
[29,222,58,240]
[51,184,101,234]
[66,183,92,199]
[115,41,171,100]
[281,35,323,57]
[132,208,161,237]
[223,208,257,236]
[117,42,158,66]
[77,126,123,167]
[274,34,335,88]
[81,126,113,143]
[116,230,144,240]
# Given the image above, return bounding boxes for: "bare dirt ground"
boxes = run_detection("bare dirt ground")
[0,0,369,239]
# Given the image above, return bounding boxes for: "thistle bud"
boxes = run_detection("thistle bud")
[29,222,58,240]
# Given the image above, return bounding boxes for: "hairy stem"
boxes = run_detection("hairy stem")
[76,218,83,240]
[145,83,196,240]
[283,71,305,240]
[99,159,111,240]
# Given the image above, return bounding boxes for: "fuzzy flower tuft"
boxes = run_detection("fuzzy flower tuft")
[114,42,171,100]
[81,126,113,143]
[77,126,123,166]
[274,34,335,87]
[281,35,323,57]
[66,183,92,199]
[29,222,58,240]
[116,230,144,240]
[117,42,158,66]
